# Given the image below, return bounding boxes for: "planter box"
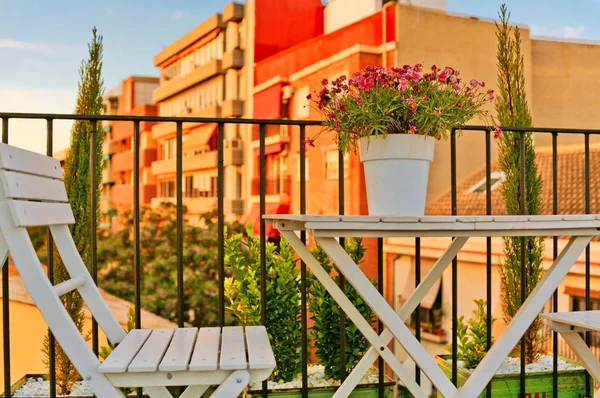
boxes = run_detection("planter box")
[6,374,152,398]
[436,355,593,397]
[248,380,396,398]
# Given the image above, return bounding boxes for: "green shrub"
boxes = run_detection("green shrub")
[308,238,375,380]
[224,225,302,382]
[447,299,495,369]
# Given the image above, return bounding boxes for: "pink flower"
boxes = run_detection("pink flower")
[321,78,328,86]
[470,79,479,87]
[408,125,416,134]
[479,81,485,87]
[421,94,428,101]
[356,97,363,105]
[398,78,409,91]
[456,101,462,108]
[493,125,502,139]
[435,107,442,115]
[487,89,495,101]
[438,71,448,83]
[306,93,312,100]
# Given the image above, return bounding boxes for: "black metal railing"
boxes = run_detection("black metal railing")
[0,111,599,398]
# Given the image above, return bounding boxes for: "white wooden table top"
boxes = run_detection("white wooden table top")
[263,214,600,238]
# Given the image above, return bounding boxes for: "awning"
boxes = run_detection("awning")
[183,124,217,149]
[400,260,441,309]
[253,142,283,156]
[244,202,289,239]
[565,285,600,300]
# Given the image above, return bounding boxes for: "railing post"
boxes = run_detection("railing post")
[47,118,56,398]
[89,121,99,357]
[2,117,10,398]
[176,121,184,328]
[299,125,308,398]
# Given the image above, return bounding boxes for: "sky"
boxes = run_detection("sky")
[1,0,599,152]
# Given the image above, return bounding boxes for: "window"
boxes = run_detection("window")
[160,180,175,198]
[295,86,310,119]
[185,175,194,198]
[160,138,176,160]
[325,149,349,180]
[469,171,505,193]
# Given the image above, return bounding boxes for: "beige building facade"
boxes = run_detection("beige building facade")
[151,3,246,220]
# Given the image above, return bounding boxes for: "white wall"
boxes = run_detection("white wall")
[324,0,382,34]
[398,0,446,11]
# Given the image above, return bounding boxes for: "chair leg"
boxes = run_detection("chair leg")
[210,370,250,398]
[144,386,175,398]
[180,385,210,398]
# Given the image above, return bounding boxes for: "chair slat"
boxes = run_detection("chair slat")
[53,276,86,296]
[158,328,198,372]
[245,326,276,370]
[9,200,74,226]
[219,326,247,370]
[98,329,152,373]
[128,329,174,372]
[0,143,63,179]
[0,170,68,202]
[189,327,221,371]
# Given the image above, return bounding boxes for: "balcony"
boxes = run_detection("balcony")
[102,168,115,185]
[151,196,217,214]
[111,184,157,206]
[222,49,244,70]
[151,146,242,176]
[6,110,600,398]
[112,149,157,173]
[251,176,291,196]
[152,107,221,139]
[152,59,223,103]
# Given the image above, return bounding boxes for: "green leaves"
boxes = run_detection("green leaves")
[224,227,302,382]
[97,203,242,328]
[495,3,545,364]
[448,299,495,369]
[308,238,375,380]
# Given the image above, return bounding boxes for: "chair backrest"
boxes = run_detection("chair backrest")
[0,143,126,348]
[0,143,74,226]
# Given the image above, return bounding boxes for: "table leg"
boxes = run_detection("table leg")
[456,236,593,397]
[338,237,469,396]
[280,231,429,398]
[316,237,458,397]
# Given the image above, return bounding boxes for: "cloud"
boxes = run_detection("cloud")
[529,24,586,40]
[170,10,184,20]
[0,39,54,55]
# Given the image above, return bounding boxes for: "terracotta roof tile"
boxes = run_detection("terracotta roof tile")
[427,143,600,216]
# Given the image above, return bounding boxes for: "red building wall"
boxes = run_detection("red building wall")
[254,0,324,63]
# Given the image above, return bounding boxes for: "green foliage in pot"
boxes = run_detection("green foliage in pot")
[97,203,242,327]
[495,3,545,364]
[306,64,499,153]
[224,225,302,382]
[41,27,104,395]
[308,238,375,379]
[446,299,496,369]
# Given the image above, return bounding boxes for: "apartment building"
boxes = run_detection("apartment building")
[150,3,246,219]
[103,76,159,229]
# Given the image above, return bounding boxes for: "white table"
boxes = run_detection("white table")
[265,214,600,398]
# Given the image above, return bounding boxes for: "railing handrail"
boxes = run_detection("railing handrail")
[0,112,323,126]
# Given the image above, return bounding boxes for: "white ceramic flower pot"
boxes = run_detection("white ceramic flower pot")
[359,134,436,216]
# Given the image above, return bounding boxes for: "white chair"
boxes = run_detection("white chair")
[542,311,600,397]
[0,143,275,397]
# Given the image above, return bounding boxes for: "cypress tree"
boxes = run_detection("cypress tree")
[43,27,105,394]
[495,5,545,364]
